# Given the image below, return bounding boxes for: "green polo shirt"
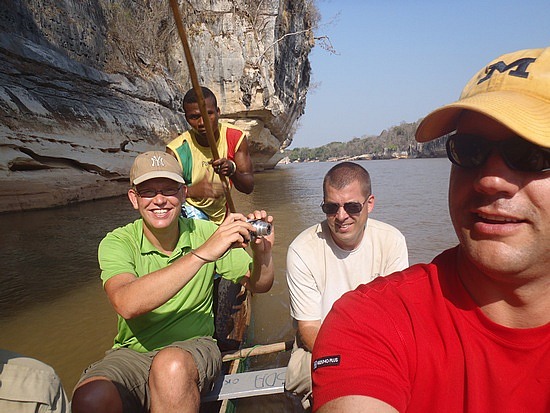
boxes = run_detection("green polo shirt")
[98,217,252,352]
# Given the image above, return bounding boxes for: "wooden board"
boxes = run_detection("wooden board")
[203,367,287,402]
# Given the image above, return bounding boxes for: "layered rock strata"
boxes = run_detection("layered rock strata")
[0,0,313,212]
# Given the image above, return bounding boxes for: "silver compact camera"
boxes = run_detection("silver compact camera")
[247,219,272,241]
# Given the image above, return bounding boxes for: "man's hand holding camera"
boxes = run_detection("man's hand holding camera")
[191,210,274,262]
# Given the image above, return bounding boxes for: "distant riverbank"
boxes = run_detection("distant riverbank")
[278,151,445,165]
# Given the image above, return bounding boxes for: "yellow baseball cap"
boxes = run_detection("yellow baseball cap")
[130,151,185,185]
[416,47,550,148]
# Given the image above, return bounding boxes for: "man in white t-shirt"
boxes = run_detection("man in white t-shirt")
[285,162,409,408]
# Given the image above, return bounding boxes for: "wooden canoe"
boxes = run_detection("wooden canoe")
[200,277,251,413]
[201,279,293,412]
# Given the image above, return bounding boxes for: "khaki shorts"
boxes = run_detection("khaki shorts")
[284,338,312,395]
[77,337,221,413]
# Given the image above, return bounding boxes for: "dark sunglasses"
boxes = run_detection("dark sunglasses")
[446,133,550,172]
[134,186,182,198]
[320,199,368,215]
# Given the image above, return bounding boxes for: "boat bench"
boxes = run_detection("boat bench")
[203,367,287,402]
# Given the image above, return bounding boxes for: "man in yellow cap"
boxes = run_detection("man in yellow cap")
[72,151,274,413]
[312,48,550,412]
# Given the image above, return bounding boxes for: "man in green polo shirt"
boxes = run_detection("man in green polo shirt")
[72,151,274,413]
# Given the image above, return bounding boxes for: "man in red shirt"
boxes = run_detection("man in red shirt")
[312,47,550,412]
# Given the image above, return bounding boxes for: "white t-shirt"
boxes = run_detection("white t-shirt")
[286,219,409,322]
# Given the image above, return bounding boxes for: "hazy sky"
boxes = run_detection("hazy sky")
[292,0,550,148]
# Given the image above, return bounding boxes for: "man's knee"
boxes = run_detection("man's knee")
[150,347,198,384]
[72,378,123,413]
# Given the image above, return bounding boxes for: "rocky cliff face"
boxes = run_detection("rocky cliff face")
[0,0,314,212]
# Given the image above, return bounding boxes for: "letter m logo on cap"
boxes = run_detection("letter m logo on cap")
[478,57,537,84]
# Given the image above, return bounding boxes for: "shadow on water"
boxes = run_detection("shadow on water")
[0,159,457,411]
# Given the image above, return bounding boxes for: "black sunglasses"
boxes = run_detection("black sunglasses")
[134,185,182,198]
[320,199,368,215]
[446,133,550,172]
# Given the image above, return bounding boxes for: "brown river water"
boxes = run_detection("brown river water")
[0,158,457,411]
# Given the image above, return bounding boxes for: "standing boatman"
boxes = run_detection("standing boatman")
[167,86,254,224]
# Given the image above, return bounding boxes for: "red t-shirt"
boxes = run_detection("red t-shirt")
[312,247,550,412]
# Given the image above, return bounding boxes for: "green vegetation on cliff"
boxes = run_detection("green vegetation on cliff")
[286,120,447,162]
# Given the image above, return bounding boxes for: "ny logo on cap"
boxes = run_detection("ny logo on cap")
[478,57,537,84]
[151,155,165,167]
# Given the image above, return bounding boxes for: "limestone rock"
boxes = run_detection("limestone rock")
[0,0,314,212]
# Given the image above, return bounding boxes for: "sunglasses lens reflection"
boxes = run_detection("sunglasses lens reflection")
[321,202,363,215]
[446,134,550,172]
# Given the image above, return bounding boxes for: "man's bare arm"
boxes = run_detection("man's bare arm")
[318,396,398,413]
[105,253,207,319]
[297,319,321,351]
[105,213,256,319]
[229,138,254,194]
